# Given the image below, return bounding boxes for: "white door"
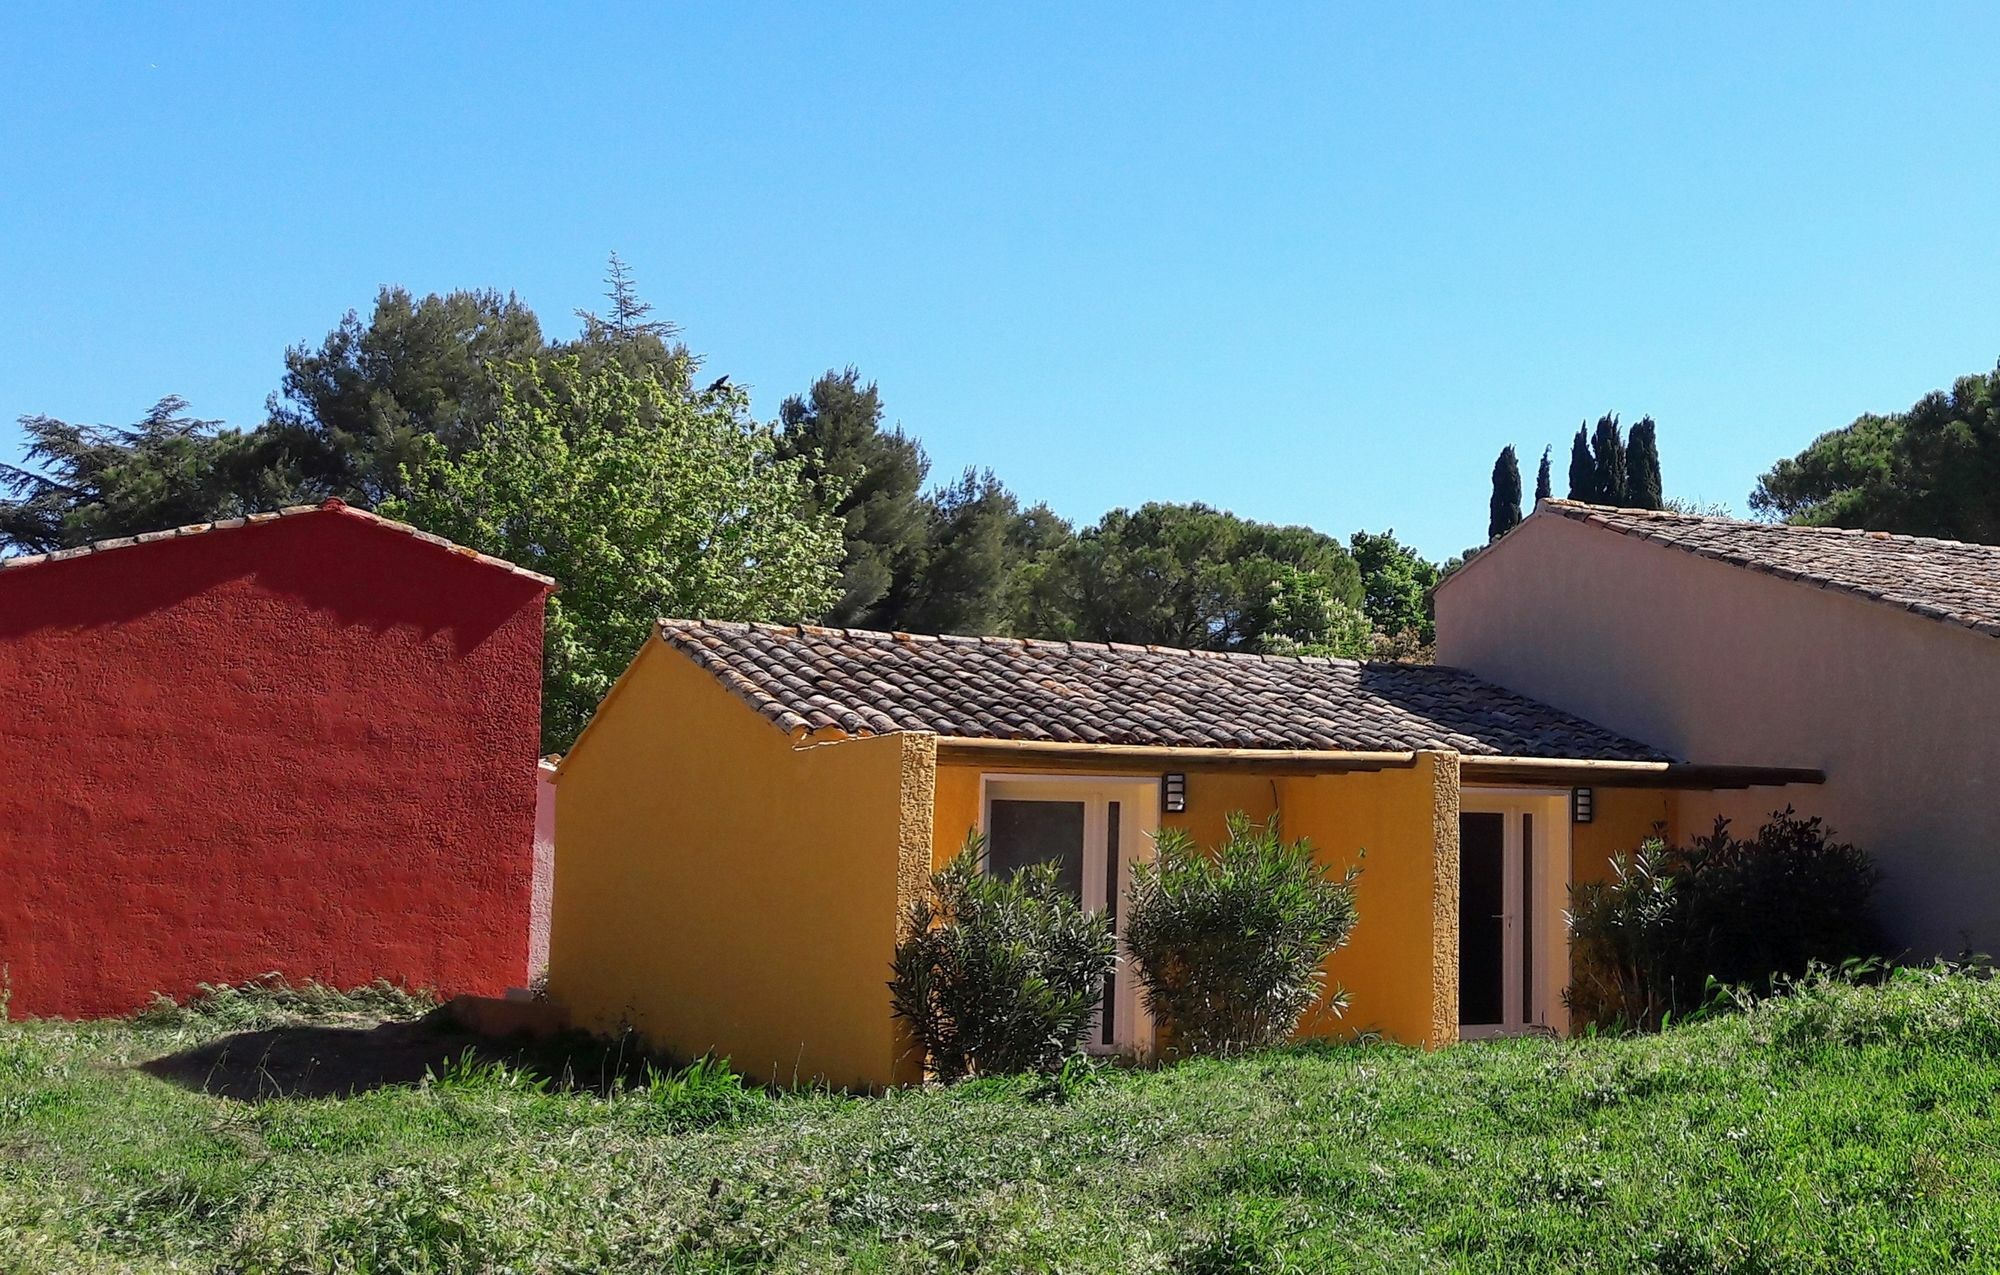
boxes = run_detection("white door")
[1458,792,1571,1038]
[980,775,1158,1053]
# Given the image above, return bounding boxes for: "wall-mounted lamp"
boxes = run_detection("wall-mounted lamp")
[1571,787,1595,824]
[1162,773,1187,814]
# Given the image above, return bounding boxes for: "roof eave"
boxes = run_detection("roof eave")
[1460,755,1825,789]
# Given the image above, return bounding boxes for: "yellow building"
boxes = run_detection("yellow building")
[547,619,1819,1090]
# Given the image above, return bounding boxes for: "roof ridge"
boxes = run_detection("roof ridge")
[1538,500,2000,641]
[651,617,1385,667]
[1540,498,1996,553]
[645,614,1676,761]
[0,498,557,587]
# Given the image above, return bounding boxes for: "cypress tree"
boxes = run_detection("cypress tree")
[1591,414,1628,506]
[1567,426,1596,501]
[1534,445,1553,503]
[1489,445,1523,541]
[1626,416,1664,510]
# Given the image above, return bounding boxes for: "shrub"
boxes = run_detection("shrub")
[1125,813,1360,1055]
[1566,808,1882,1031]
[889,837,1117,1081]
[1565,841,1687,1030]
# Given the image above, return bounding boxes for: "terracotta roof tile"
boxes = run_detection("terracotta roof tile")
[1539,500,2000,639]
[656,618,1672,761]
[0,499,556,588]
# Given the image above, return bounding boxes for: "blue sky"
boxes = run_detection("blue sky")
[3,4,1996,560]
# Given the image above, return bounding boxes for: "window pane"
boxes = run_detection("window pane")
[988,799,1085,900]
[1103,801,1120,1046]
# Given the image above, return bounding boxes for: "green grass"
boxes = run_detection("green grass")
[4,968,1999,1272]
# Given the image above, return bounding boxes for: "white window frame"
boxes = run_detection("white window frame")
[1458,788,1572,1039]
[978,773,1160,1055]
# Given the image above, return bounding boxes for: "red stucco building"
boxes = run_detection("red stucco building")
[0,500,554,1018]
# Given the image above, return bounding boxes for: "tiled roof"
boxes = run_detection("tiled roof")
[0,500,556,588]
[1540,500,2000,639]
[658,618,1673,761]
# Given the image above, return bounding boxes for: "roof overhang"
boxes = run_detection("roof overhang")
[933,736,1422,775]
[933,736,1825,789]
[1460,756,1825,789]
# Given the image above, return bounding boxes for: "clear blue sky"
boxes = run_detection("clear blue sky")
[4,4,1996,560]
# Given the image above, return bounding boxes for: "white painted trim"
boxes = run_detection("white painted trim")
[978,773,1160,1056]
[1458,790,1572,1038]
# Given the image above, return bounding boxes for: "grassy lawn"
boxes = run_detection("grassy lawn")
[3,971,1998,1273]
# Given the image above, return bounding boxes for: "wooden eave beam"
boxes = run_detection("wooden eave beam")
[931,736,1420,776]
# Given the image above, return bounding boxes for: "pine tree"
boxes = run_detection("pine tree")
[1534,446,1553,503]
[773,368,931,627]
[1567,426,1596,501]
[1625,416,1664,510]
[1591,414,1628,506]
[578,251,679,341]
[1488,445,1523,541]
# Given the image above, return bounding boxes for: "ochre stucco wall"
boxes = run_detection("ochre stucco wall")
[0,509,550,1018]
[1566,787,1680,886]
[930,764,1278,870]
[1281,754,1459,1045]
[933,755,1455,1047]
[548,640,934,1090]
[1437,511,2000,954]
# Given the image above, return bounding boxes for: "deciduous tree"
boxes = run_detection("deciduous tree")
[385,357,845,750]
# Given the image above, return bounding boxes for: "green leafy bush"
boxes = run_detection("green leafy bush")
[1125,813,1360,1055]
[889,837,1117,1081]
[1567,808,1882,1030]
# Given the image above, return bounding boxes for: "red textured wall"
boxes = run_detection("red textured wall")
[0,508,549,1018]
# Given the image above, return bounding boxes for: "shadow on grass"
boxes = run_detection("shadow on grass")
[139,1012,664,1101]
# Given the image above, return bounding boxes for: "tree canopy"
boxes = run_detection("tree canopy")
[1016,502,1369,656]
[384,357,845,750]
[1488,445,1523,541]
[773,368,930,628]
[0,398,290,553]
[1751,364,2000,543]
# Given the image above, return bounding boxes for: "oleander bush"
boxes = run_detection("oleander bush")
[1126,812,1360,1055]
[889,836,1117,1081]
[1568,807,1882,1030]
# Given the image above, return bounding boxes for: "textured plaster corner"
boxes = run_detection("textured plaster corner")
[891,731,939,1087]
[893,732,939,939]
[1421,750,1462,1046]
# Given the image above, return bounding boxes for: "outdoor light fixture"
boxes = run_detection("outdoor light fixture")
[1162,773,1187,813]
[1572,786,1595,824]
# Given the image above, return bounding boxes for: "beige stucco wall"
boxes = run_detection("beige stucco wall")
[1437,511,2000,955]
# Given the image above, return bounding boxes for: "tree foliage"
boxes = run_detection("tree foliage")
[1488,444,1523,541]
[1567,427,1595,502]
[1567,809,1881,1031]
[0,398,292,553]
[1590,414,1629,506]
[1751,363,2000,542]
[1016,502,1368,655]
[773,368,930,627]
[888,468,1066,636]
[1534,445,1553,503]
[383,357,844,750]
[265,287,548,505]
[1125,812,1360,1055]
[1348,529,1439,645]
[1624,416,1664,510]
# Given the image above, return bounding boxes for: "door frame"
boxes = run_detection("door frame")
[978,773,1160,1054]
[1458,787,1571,1039]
